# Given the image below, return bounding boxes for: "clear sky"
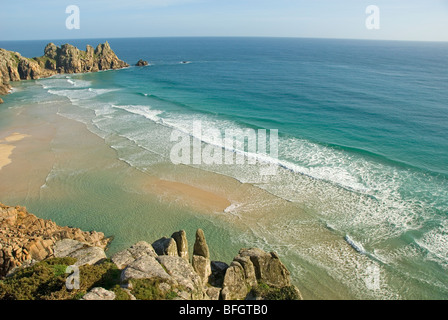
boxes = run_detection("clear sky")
[1,0,447,41]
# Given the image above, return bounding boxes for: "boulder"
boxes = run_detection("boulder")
[193,229,209,258]
[238,248,291,288]
[82,287,116,300]
[44,43,58,60]
[171,230,189,261]
[192,255,212,285]
[53,239,106,266]
[205,287,221,300]
[53,239,85,258]
[152,237,178,256]
[157,255,203,300]
[111,241,157,269]
[136,59,149,66]
[0,98,3,104]
[221,261,249,300]
[233,255,257,288]
[121,255,171,283]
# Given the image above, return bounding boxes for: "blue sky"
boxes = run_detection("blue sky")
[1,0,447,41]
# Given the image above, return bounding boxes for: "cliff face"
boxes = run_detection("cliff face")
[40,41,129,74]
[0,41,129,103]
[0,203,110,277]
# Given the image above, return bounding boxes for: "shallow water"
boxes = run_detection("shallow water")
[0,38,447,299]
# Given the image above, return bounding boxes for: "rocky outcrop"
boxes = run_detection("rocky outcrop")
[221,248,295,300]
[191,229,212,286]
[53,239,107,266]
[238,248,291,288]
[111,228,301,300]
[136,59,149,66]
[171,230,189,261]
[157,255,204,300]
[39,41,128,74]
[0,203,110,277]
[152,237,178,256]
[0,42,129,101]
[0,202,301,300]
[121,255,172,283]
[111,241,157,269]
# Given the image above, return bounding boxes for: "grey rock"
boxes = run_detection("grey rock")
[221,262,249,300]
[171,230,189,261]
[206,287,221,300]
[82,287,116,300]
[69,246,107,266]
[157,255,203,300]
[53,239,106,266]
[234,255,257,288]
[192,255,212,286]
[121,255,171,283]
[112,241,157,269]
[193,229,209,258]
[53,239,85,258]
[238,248,291,288]
[152,237,178,256]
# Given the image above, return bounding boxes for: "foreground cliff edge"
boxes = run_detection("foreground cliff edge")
[0,203,302,300]
[0,41,129,104]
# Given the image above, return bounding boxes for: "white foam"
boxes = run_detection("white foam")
[345,235,367,255]
[113,105,164,123]
[47,88,118,103]
[415,221,448,268]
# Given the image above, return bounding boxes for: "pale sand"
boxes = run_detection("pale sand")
[3,132,31,143]
[0,133,31,171]
[0,144,16,170]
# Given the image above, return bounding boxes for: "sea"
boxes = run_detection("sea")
[0,37,447,299]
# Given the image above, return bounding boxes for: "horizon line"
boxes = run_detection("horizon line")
[1,35,448,44]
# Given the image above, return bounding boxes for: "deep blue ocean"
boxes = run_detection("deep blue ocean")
[1,37,447,299]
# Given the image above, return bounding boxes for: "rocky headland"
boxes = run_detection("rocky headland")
[0,203,301,300]
[0,42,129,103]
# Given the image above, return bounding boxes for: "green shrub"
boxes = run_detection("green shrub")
[130,279,178,300]
[0,257,76,300]
[0,258,122,300]
[250,282,301,300]
[111,285,131,301]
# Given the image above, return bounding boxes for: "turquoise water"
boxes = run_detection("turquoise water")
[1,37,447,299]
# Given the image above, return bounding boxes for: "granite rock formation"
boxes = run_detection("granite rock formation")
[0,203,110,277]
[0,202,301,300]
[0,42,129,101]
[111,228,301,300]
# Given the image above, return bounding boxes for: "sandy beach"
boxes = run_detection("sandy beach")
[0,133,30,171]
